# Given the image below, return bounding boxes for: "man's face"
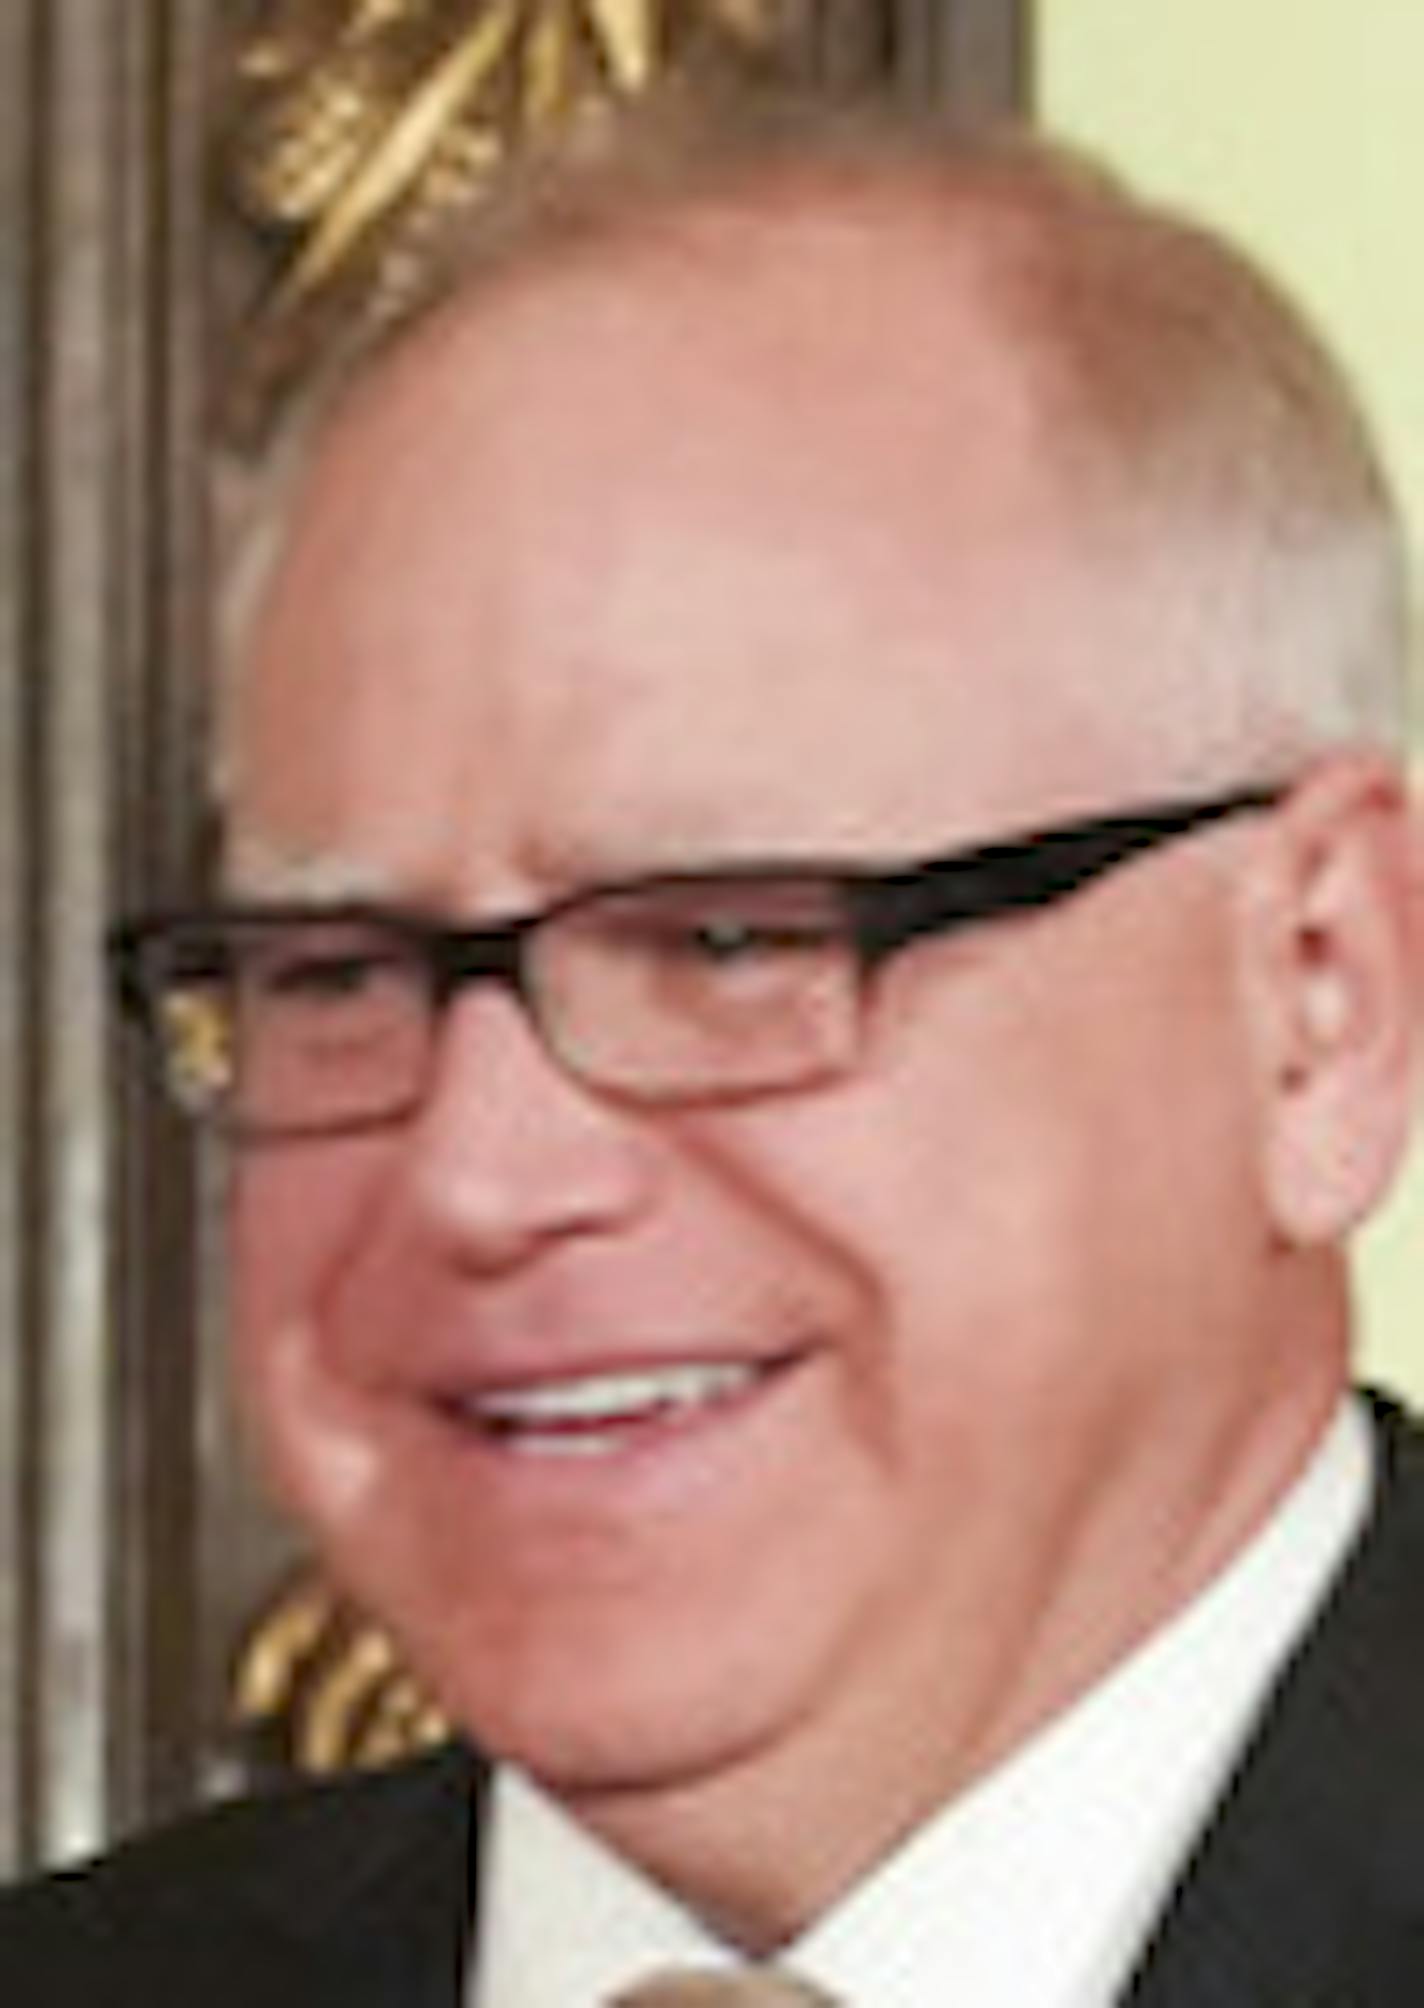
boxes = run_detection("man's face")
[230,222,1290,1880]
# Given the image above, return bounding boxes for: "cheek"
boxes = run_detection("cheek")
[229,1141,400,1507]
[691,915,1253,1432]
[232,1140,397,1330]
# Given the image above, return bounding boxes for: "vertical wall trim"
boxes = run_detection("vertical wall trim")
[109,0,214,1836]
[29,0,127,1867]
[0,0,41,1883]
[0,0,214,1872]
[892,0,1030,111]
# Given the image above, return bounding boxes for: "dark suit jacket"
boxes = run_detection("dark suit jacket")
[7,1396,1424,2005]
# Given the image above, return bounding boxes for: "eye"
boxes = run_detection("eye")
[682,915,794,961]
[618,881,846,959]
[261,948,392,1000]
[624,909,839,978]
[617,896,850,1018]
[246,929,412,1006]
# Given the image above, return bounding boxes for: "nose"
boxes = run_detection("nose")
[400,981,655,1274]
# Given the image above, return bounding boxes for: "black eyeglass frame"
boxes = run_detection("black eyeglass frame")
[108,783,1279,1138]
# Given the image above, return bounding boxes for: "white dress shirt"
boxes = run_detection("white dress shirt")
[472,1400,1371,2007]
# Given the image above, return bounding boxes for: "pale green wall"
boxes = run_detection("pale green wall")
[1037,0,1424,1398]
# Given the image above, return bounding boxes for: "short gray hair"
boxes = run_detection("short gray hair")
[222,96,1412,791]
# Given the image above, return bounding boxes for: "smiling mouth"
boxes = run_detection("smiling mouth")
[438,1357,793,1458]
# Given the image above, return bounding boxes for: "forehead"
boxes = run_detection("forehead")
[232,202,1143,898]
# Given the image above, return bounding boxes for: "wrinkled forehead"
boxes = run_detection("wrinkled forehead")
[229,208,1146,898]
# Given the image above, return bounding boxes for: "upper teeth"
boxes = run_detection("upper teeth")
[476,1360,760,1430]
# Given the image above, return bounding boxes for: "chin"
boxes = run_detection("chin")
[410,1599,809,1802]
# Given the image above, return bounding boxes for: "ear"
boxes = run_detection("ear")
[1240,753,1421,1247]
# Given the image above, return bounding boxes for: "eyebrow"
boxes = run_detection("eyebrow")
[522,820,920,891]
[222,834,405,907]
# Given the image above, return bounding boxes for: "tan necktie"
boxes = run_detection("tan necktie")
[607,1969,840,2006]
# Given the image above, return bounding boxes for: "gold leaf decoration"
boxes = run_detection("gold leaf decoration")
[231,1568,449,1776]
[222,0,799,443]
[585,0,657,89]
[269,0,521,311]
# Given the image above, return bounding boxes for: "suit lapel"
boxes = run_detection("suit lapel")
[238,1739,485,2008]
[1125,1397,1424,2006]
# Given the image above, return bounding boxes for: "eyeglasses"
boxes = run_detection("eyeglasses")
[108,786,1276,1142]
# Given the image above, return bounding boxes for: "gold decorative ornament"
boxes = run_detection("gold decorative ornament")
[223,0,788,441]
[231,1567,450,1775]
[159,990,235,1112]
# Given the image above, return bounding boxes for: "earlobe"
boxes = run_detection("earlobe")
[1249,755,1419,1247]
